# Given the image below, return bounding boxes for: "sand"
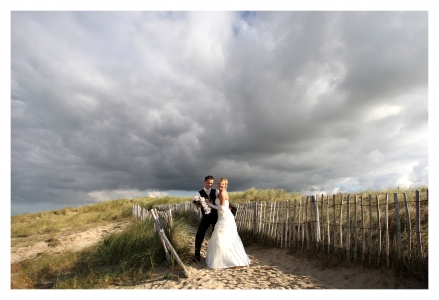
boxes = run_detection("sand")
[110,239,424,290]
[11,221,426,290]
[11,221,131,264]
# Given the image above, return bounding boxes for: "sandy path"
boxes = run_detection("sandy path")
[111,237,424,289]
[11,221,131,264]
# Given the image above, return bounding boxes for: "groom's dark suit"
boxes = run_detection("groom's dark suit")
[194,188,217,260]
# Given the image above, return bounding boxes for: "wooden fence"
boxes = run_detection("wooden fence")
[132,190,428,268]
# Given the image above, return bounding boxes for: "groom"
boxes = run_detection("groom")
[193,175,218,262]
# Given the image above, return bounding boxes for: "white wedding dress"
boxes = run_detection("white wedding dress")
[205,199,250,269]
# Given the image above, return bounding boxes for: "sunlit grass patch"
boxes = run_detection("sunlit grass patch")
[11,214,194,289]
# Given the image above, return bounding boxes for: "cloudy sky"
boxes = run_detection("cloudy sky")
[9,9,430,216]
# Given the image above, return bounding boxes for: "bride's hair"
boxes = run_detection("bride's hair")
[218,178,228,189]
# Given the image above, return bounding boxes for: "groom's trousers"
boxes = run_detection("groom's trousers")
[195,214,217,259]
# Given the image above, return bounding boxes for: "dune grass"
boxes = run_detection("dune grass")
[12,215,193,289]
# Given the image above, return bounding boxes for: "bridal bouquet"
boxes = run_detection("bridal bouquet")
[193,195,211,215]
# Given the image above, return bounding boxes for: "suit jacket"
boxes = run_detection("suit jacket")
[199,188,218,219]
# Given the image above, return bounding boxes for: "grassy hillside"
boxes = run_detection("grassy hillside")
[11,188,303,246]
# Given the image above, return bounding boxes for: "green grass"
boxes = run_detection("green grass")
[12,215,193,289]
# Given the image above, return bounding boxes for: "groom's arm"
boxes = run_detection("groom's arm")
[207,202,227,211]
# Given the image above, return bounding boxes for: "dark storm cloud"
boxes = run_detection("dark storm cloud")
[11,11,428,215]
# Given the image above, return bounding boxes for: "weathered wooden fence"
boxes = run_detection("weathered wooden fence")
[133,190,428,268]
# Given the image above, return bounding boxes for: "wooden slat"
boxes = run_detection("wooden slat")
[260,202,265,236]
[276,201,280,246]
[346,194,350,262]
[320,194,326,251]
[385,194,390,268]
[394,193,402,260]
[273,202,279,241]
[315,195,320,245]
[332,194,337,250]
[254,201,258,235]
[416,190,423,261]
[298,198,303,250]
[309,196,315,244]
[292,199,297,248]
[368,194,373,264]
[150,209,189,278]
[361,195,365,261]
[302,197,306,250]
[268,202,274,238]
[150,209,171,263]
[403,192,411,261]
[258,201,263,234]
[285,200,289,249]
[321,194,324,247]
[305,196,309,248]
[353,195,358,262]
[326,195,330,254]
[376,195,381,266]
[339,195,344,248]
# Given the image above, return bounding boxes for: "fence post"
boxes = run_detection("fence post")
[312,195,316,244]
[376,195,381,266]
[415,190,423,261]
[403,193,411,261]
[305,196,310,248]
[368,194,373,264]
[315,195,320,246]
[268,202,274,239]
[275,202,280,247]
[254,201,258,235]
[302,197,306,250]
[394,193,402,260]
[321,194,324,248]
[168,208,173,228]
[339,195,344,249]
[326,195,330,254]
[361,195,365,262]
[298,198,303,250]
[260,202,265,236]
[291,199,297,247]
[320,194,325,251]
[332,195,337,251]
[346,194,350,262]
[285,200,289,249]
[353,195,358,262]
[309,196,315,244]
[385,194,390,268]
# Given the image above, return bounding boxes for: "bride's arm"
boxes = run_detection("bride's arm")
[207,192,227,211]
[219,191,226,206]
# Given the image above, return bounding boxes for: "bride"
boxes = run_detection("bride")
[205,177,250,269]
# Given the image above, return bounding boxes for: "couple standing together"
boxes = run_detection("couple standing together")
[193,175,250,269]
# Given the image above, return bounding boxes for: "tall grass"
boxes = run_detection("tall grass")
[11,199,134,247]
[11,196,193,248]
[12,215,193,289]
[229,187,302,204]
